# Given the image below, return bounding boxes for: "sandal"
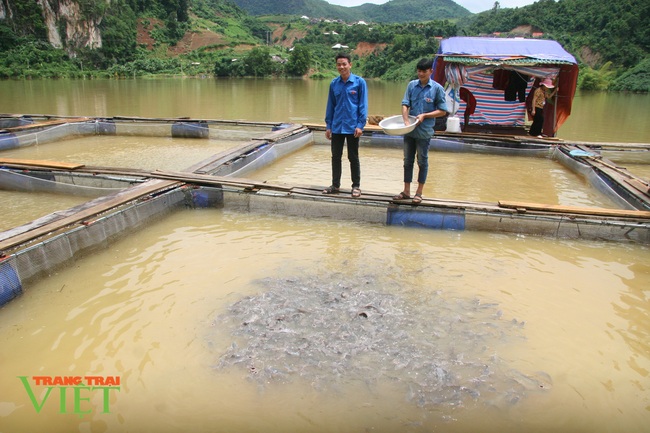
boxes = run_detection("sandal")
[323,185,340,194]
[412,193,423,204]
[393,191,411,200]
[352,187,361,198]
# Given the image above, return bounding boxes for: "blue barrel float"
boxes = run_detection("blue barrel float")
[0,261,22,307]
[96,118,117,135]
[185,187,224,208]
[172,120,209,138]
[387,206,465,231]
[0,116,34,150]
[272,123,292,131]
[0,132,19,151]
[0,116,33,129]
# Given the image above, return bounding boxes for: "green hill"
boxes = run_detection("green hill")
[230,0,471,22]
[464,0,649,91]
[0,0,647,91]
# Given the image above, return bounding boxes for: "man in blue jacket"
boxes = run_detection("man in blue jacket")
[323,53,368,198]
[393,58,449,204]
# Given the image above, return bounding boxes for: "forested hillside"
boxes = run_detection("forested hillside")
[230,0,471,23]
[0,0,647,91]
[230,0,360,21]
[464,0,649,91]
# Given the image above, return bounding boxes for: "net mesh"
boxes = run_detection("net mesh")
[2,189,186,307]
[0,259,22,306]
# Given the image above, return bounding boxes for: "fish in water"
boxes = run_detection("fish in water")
[212,271,550,409]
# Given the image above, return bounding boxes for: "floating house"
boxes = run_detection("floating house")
[433,37,579,137]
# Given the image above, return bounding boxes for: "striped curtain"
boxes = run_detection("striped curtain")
[445,64,560,126]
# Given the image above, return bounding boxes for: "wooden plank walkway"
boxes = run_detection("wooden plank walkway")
[304,122,650,150]
[498,201,650,219]
[4,158,650,218]
[565,144,650,209]
[2,157,650,252]
[1,115,649,251]
[0,158,85,170]
[0,117,91,133]
[0,178,179,252]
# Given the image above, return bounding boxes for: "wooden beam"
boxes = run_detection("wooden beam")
[0,158,85,170]
[151,170,295,192]
[0,117,90,132]
[625,178,650,195]
[251,124,307,142]
[498,200,650,219]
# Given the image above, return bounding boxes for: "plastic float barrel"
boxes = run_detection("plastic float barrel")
[0,132,19,150]
[0,261,22,307]
[183,186,224,208]
[0,116,33,129]
[386,207,465,231]
[96,118,117,135]
[171,121,209,138]
[272,123,292,131]
[369,131,403,148]
[429,137,465,152]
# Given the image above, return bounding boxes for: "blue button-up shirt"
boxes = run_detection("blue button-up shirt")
[401,78,448,139]
[325,73,368,134]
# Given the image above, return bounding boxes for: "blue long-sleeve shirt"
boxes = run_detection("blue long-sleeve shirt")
[325,73,368,134]
[401,78,448,139]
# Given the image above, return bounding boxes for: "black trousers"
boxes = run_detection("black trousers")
[330,133,360,189]
[529,107,544,136]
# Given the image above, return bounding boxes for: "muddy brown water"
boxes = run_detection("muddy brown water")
[0,78,648,432]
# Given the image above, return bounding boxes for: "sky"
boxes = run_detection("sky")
[325,0,538,14]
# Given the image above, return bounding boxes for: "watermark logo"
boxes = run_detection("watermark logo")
[18,375,121,416]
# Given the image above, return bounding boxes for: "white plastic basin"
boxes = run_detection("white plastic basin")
[378,115,419,136]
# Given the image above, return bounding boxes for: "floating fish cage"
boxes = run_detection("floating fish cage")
[0,116,291,150]
[0,115,649,308]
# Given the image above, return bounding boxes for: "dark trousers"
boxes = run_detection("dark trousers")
[403,135,430,184]
[529,107,544,136]
[330,133,360,189]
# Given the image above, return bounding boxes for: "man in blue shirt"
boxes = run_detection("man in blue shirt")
[394,58,449,204]
[323,53,368,198]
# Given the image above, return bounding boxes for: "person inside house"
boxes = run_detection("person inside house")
[529,77,558,137]
[459,86,476,131]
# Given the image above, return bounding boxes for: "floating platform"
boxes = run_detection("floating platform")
[1,115,649,308]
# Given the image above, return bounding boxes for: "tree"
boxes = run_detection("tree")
[286,45,311,76]
[7,0,48,40]
[96,0,138,67]
[243,47,274,77]
[579,62,615,90]
[610,58,650,92]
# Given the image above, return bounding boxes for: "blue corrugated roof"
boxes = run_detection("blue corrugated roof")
[443,57,574,65]
[438,37,577,65]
